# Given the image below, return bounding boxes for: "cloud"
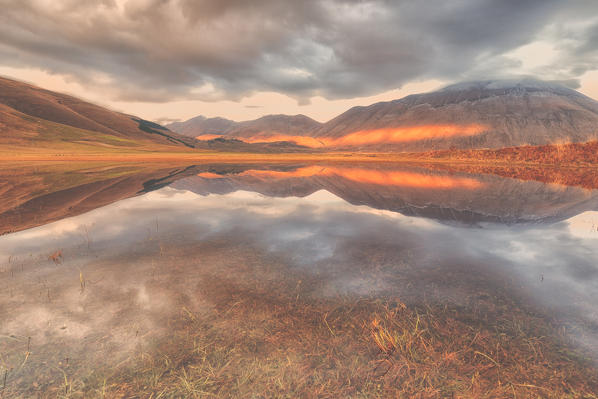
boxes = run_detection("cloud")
[0,0,596,103]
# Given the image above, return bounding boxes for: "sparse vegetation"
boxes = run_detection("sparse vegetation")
[412,140,598,167]
[48,250,63,264]
[54,297,598,398]
[3,238,596,399]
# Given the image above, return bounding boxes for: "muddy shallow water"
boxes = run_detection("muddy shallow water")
[1,162,598,396]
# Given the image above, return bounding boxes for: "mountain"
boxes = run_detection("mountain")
[169,78,598,152]
[166,115,237,137]
[225,114,322,138]
[167,114,322,141]
[7,76,598,155]
[192,137,313,153]
[0,76,197,151]
[311,78,598,151]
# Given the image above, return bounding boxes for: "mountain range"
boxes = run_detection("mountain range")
[2,75,598,154]
[168,78,598,152]
[0,76,314,154]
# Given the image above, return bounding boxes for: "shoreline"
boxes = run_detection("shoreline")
[1,151,598,169]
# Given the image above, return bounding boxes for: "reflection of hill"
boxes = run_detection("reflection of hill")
[3,162,598,235]
[0,163,206,235]
[418,162,598,190]
[172,164,598,224]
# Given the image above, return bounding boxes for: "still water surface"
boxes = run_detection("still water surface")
[1,162,598,395]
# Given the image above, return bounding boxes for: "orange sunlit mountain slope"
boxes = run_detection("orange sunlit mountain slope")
[195,124,487,148]
[323,124,487,146]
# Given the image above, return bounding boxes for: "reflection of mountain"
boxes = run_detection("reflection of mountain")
[171,165,598,224]
[0,164,206,235]
[3,162,598,234]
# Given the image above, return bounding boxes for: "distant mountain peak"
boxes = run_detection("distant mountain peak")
[169,113,322,138]
[439,78,578,94]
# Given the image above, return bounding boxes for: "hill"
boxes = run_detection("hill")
[167,114,323,146]
[311,78,598,151]
[0,76,197,152]
[166,116,237,137]
[169,78,598,152]
[5,76,598,157]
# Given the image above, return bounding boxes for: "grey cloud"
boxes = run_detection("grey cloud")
[0,0,596,103]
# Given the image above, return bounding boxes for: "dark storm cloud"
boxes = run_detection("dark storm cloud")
[0,0,595,102]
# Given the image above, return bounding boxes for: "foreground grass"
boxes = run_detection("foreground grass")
[68,299,598,398]
[13,238,595,399]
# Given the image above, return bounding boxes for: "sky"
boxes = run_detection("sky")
[1,0,598,124]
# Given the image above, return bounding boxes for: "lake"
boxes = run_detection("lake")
[1,162,598,397]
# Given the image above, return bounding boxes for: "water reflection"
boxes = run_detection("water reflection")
[1,163,598,395]
[176,164,598,224]
[3,162,598,236]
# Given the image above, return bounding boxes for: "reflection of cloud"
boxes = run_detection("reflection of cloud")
[567,211,598,239]
[2,185,598,373]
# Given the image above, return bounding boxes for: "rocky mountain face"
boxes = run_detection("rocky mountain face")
[168,78,598,151]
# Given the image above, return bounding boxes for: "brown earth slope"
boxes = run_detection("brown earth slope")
[0,76,196,149]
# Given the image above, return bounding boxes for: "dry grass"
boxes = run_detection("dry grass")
[59,298,596,399]
[413,140,598,167]
[2,236,598,398]
[32,270,597,399]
